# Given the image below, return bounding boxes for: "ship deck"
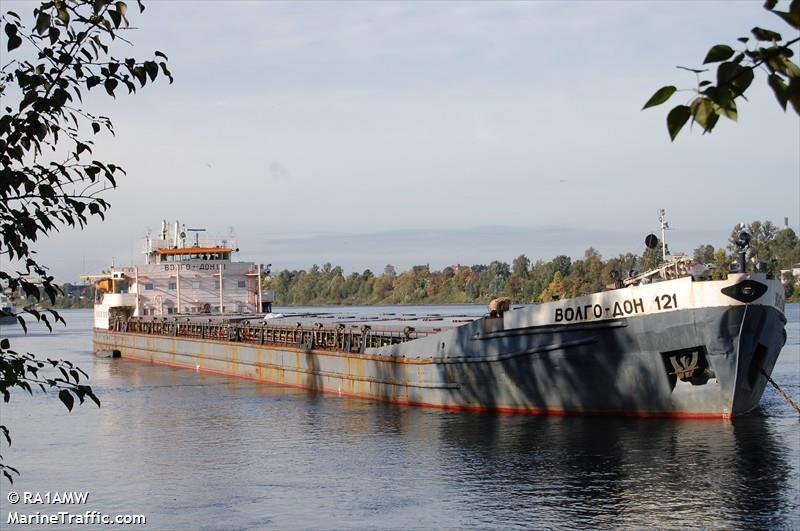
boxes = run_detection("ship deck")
[112,308,489,353]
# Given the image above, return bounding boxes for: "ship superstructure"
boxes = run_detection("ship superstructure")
[84,220,272,329]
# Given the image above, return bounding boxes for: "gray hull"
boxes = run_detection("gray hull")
[94,304,785,418]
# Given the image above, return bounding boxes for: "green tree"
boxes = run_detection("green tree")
[712,248,732,280]
[644,0,800,140]
[728,220,779,270]
[769,227,800,269]
[640,238,664,271]
[693,244,715,264]
[781,271,797,299]
[539,271,565,302]
[551,255,572,278]
[511,254,530,279]
[1,0,171,483]
[604,252,639,284]
[478,260,510,299]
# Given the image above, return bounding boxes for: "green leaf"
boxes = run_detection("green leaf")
[7,33,21,51]
[132,66,147,87]
[789,77,800,114]
[104,78,118,97]
[716,61,754,97]
[35,12,51,35]
[703,112,720,134]
[642,86,677,109]
[717,94,738,121]
[717,61,738,85]
[771,9,800,30]
[144,61,158,81]
[667,105,691,141]
[57,7,70,24]
[690,97,719,131]
[732,67,754,96]
[108,9,121,28]
[87,391,101,407]
[5,22,17,39]
[703,44,735,64]
[783,57,800,77]
[92,122,101,134]
[5,23,22,51]
[159,62,173,83]
[768,73,789,109]
[751,27,782,41]
[58,389,74,411]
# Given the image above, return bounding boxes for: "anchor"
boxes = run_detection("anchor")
[669,351,699,380]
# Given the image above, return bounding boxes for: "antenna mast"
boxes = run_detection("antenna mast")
[187,228,206,247]
[658,208,670,259]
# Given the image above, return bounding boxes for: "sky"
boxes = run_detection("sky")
[4,0,799,280]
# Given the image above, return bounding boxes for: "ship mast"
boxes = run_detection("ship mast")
[658,208,670,259]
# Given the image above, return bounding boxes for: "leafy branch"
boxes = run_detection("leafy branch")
[0,337,100,483]
[1,0,171,483]
[644,0,800,140]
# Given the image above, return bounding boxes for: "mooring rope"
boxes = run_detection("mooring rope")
[760,368,800,415]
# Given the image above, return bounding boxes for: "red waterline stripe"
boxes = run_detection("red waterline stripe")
[117,351,729,420]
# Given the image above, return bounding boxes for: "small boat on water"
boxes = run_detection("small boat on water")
[87,217,787,418]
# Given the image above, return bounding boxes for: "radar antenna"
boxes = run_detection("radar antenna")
[187,228,206,247]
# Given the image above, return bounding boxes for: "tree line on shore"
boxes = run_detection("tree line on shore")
[265,220,800,306]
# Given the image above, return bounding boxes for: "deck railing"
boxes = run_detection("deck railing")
[111,317,432,353]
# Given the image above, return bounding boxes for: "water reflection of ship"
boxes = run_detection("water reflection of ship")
[432,413,794,528]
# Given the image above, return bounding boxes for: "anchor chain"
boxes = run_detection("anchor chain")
[760,368,800,415]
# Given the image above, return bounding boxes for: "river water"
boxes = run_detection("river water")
[0,305,798,530]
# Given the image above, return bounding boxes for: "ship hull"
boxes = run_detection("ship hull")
[93,303,786,419]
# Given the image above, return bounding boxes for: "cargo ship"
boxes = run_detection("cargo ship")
[87,218,787,418]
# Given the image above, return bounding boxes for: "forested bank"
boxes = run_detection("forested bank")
[265,221,800,306]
